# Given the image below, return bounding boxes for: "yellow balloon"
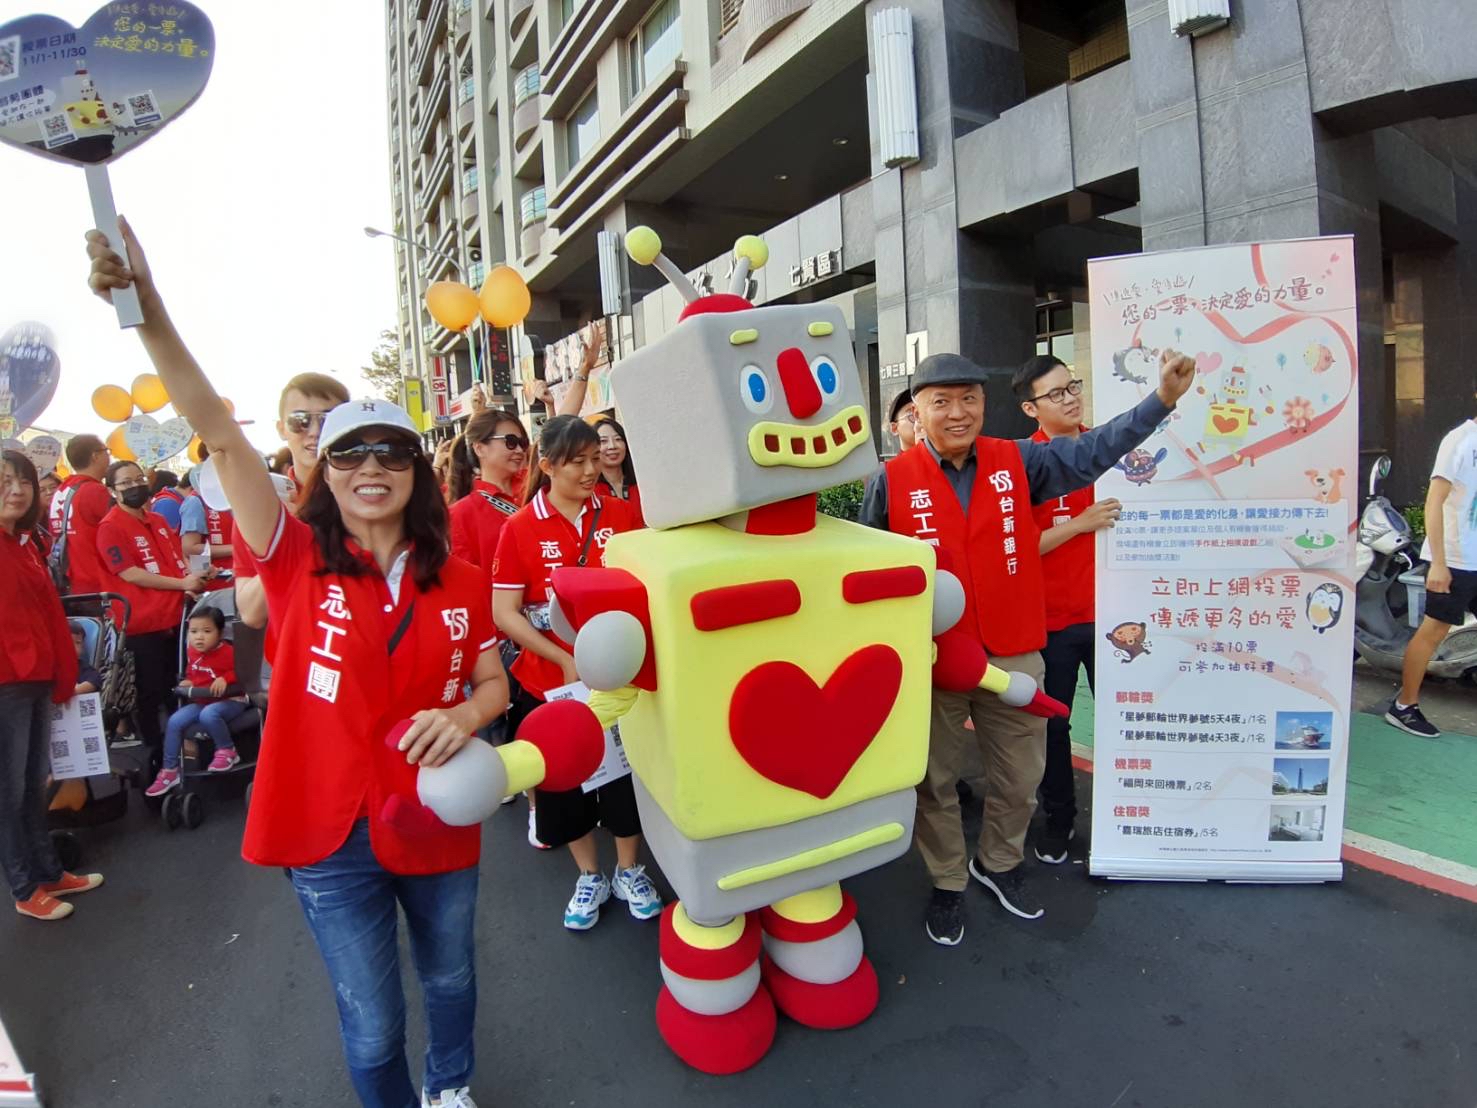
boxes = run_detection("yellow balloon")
[479,266,531,328]
[106,424,136,463]
[220,396,236,417]
[131,373,170,414]
[55,461,71,478]
[92,384,134,423]
[426,281,481,332]
[187,435,205,464]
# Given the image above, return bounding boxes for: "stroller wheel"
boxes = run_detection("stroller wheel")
[161,792,183,831]
[51,830,82,871]
[183,792,205,830]
[244,782,254,810]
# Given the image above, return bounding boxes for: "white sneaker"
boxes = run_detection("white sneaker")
[528,805,551,850]
[422,1088,477,1107]
[612,863,663,920]
[563,871,610,930]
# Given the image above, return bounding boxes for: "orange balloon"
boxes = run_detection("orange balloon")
[92,384,134,423]
[131,373,170,413]
[106,424,136,463]
[55,460,72,478]
[187,435,205,464]
[221,397,236,417]
[479,266,531,328]
[426,281,481,331]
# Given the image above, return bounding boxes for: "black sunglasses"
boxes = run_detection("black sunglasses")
[284,410,331,434]
[482,432,529,452]
[326,440,420,471]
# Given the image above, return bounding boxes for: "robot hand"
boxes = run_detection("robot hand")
[380,703,605,833]
[931,630,1068,719]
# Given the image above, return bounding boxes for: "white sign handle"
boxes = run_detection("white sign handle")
[83,164,144,330]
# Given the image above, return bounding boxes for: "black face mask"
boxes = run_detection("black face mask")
[119,486,151,509]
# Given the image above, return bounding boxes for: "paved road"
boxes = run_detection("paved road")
[4,771,1475,1108]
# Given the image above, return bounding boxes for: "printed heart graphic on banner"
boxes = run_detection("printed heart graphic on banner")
[0,322,60,436]
[1194,351,1222,376]
[0,5,214,167]
[728,644,902,799]
[24,433,61,473]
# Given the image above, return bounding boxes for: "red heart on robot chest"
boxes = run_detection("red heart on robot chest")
[1212,413,1242,433]
[727,644,902,799]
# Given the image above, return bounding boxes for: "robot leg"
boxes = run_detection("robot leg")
[656,902,776,1074]
[759,883,879,1029]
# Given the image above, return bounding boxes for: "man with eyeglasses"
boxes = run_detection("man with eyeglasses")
[860,349,1194,946]
[232,372,350,630]
[1013,355,1122,866]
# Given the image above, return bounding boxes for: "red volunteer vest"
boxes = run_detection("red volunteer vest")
[1030,428,1095,632]
[886,439,1046,656]
[243,512,495,874]
[52,475,112,595]
[204,504,235,575]
[96,506,190,634]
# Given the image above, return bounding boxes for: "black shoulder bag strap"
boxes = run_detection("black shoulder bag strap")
[476,489,519,515]
[387,600,417,656]
[575,503,604,567]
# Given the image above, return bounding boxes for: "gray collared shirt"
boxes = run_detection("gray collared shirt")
[858,393,1173,529]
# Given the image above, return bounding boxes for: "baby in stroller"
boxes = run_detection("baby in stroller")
[145,606,245,797]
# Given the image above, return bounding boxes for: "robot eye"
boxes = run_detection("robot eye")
[740,365,773,414]
[810,355,840,399]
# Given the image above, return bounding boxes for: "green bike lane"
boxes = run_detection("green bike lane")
[1065,679,1477,898]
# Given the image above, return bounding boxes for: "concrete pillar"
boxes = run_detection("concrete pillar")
[866,0,1034,435]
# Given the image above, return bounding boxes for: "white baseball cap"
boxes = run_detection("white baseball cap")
[317,398,422,456]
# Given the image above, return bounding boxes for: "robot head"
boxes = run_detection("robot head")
[609,228,876,530]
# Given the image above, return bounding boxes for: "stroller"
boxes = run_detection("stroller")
[160,589,268,831]
[47,593,142,869]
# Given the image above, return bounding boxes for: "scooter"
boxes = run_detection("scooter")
[1354,456,1477,680]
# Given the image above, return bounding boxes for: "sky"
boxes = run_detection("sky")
[1,1,397,455]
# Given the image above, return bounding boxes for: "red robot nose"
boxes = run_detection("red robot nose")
[776,347,821,419]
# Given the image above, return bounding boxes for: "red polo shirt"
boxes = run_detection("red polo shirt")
[492,489,634,699]
[242,508,496,874]
[50,474,113,595]
[1030,428,1096,632]
[96,506,189,634]
[448,477,520,583]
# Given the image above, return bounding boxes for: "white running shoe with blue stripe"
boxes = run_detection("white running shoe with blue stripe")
[564,872,611,930]
[612,864,663,920]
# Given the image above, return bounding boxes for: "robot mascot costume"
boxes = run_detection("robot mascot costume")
[396,227,1067,1074]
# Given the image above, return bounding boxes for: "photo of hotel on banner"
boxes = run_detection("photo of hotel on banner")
[1087,236,1358,882]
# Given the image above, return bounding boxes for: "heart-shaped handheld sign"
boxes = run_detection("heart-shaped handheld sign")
[0,5,214,167]
[123,412,192,466]
[0,322,59,437]
[24,433,62,473]
[153,415,193,462]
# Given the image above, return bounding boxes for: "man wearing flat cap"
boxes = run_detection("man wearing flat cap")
[861,348,1195,945]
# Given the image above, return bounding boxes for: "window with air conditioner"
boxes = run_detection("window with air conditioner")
[627,0,680,100]
[567,88,599,167]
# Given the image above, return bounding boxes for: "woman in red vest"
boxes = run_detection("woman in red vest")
[1,449,103,923]
[88,221,510,1108]
[493,415,661,930]
[593,417,643,526]
[96,459,207,752]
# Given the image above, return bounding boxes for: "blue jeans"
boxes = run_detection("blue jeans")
[290,821,478,1108]
[162,700,246,769]
[0,682,64,901]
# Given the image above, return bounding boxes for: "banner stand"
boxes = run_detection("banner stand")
[0,1008,42,1107]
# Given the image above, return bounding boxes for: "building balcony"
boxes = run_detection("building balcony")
[719,0,812,62]
[454,0,473,39]
[547,61,687,241]
[461,185,480,226]
[508,0,534,38]
[512,66,542,147]
[519,186,547,260]
[542,0,655,117]
[509,3,538,69]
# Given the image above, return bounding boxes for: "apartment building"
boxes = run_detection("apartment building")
[385,0,1477,498]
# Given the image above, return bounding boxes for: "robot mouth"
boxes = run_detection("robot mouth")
[747,405,869,469]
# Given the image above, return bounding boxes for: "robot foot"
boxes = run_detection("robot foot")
[656,983,776,1075]
[761,954,879,1030]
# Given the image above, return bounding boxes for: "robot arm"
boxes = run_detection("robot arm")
[549,566,659,693]
[381,701,606,833]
